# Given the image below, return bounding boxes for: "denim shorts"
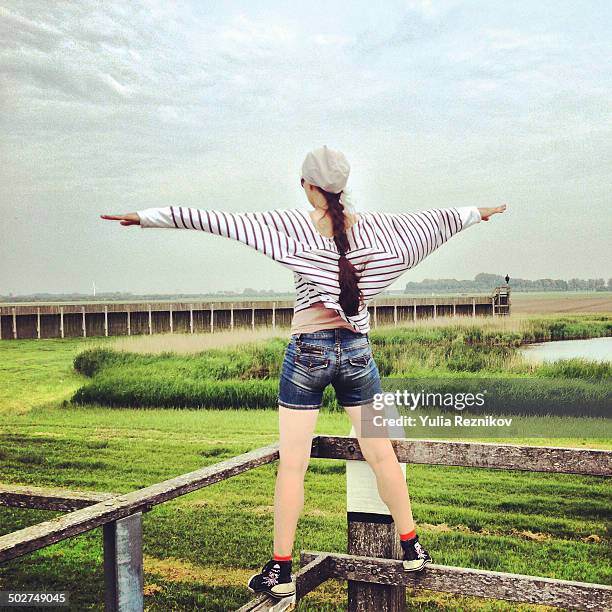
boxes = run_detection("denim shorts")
[278,328,383,410]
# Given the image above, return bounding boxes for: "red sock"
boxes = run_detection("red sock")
[399,529,417,541]
[273,553,292,561]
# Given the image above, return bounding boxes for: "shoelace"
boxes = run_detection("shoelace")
[414,541,428,559]
[262,564,281,586]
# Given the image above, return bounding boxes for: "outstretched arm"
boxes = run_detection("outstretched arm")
[385,204,506,269]
[101,206,302,263]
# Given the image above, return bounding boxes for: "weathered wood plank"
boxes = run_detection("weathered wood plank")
[295,553,333,600]
[300,551,612,611]
[235,593,270,612]
[312,436,612,476]
[0,483,117,511]
[0,443,279,563]
[235,592,295,612]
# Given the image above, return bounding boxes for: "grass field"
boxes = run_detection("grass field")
[509,292,612,315]
[0,312,610,611]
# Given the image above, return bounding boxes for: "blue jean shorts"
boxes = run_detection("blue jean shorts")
[278,328,383,410]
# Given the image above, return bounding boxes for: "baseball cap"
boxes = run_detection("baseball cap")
[301,145,350,194]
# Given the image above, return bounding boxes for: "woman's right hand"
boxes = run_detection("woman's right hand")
[478,204,507,221]
[100,213,141,226]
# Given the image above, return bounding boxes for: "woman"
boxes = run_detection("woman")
[102,145,506,600]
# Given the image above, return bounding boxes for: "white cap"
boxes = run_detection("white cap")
[301,145,350,194]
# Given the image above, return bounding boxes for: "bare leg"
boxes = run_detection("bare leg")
[273,406,320,556]
[344,404,415,534]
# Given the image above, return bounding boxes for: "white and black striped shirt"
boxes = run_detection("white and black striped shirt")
[136,206,482,334]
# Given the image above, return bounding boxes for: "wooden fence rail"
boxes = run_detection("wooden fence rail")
[312,436,612,476]
[298,552,612,611]
[0,443,280,563]
[0,436,609,611]
[0,482,118,511]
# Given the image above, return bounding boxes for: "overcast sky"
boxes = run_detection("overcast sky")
[1,0,610,296]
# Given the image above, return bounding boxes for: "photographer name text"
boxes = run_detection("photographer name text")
[373,415,513,428]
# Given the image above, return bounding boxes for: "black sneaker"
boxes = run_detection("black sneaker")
[247,559,295,599]
[401,535,432,572]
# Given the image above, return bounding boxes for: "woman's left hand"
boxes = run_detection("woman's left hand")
[478,204,507,221]
[100,213,141,226]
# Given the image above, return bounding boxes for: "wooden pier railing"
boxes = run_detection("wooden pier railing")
[2,435,608,611]
[0,291,509,340]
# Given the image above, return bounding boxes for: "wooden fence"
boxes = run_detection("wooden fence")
[1,436,609,611]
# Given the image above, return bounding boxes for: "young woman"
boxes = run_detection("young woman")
[102,145,506,600]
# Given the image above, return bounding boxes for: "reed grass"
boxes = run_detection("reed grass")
[70,315,611,413]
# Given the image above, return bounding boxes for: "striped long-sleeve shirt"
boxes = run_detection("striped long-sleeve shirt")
[136,205,482,334]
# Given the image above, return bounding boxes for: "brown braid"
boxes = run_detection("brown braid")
[318,188,363,316]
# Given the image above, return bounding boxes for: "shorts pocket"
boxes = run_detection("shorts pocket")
[295,352,329,371]
[348,352,372,367]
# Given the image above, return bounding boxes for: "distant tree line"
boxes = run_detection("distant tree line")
[0,289,296,304]
[403,273,611,293]
[2,274,610,303]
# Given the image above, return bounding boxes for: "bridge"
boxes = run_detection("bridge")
[0,289,510,340]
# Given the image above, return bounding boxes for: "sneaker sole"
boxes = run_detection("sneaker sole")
[402,558,432,572]
[247,574,296,599]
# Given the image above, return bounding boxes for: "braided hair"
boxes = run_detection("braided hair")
[319,189,363,316]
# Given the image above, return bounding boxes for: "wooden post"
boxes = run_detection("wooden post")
[346,409,406,612]
[12,307,17,339]
[169,304,173,333]
[126,309,131,336]
[189,305,194,334]
[230,304,234,330]
[272,302,276,330]
[60,306,64,339]
[147,305,152,335]
[103,513,144,612]
[37,307,41,340]
[413,299,417,322]
[82,307,86,338]
[433,303,437,320]
[373,302,377,328]
[453,300,457,318]
[472,298,476,319]
[251,307,255,331]
[491,296,496,317]
[393,301,398,327]
[210,303,214,333]
[104,305,109,337]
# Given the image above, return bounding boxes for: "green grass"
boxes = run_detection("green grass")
[0,315,611,610]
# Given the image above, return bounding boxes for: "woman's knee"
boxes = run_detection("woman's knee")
[278,449,311,474]
[358,437,397,467]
